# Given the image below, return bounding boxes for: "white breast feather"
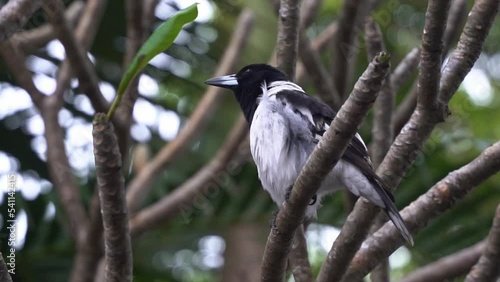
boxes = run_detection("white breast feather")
[249,80,374,219]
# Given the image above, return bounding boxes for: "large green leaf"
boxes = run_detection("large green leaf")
[107,3,198,120]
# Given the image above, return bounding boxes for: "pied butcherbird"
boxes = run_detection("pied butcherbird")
[205,64,413,245]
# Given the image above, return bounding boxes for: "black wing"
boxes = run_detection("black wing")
[275,89,394,202]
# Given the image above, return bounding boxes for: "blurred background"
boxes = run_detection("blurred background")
[0,0,499,281]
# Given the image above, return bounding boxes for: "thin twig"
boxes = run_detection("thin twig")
[276,0,302,78]
[93,113,132,282]
[0,252,13,282]
[0,42,44,106]
[365,17,393,168]
[113,0,145,159]
[0,34,89,250]
[392,0,467,135]
[51,0,108,111]
[0,0,43,43]
[400,241,485,282]
[126,9,255,214]
[298,30,340,109]
[262,53,390,282]
[299,0,323,28]
[69,185,104,282]
[289,225,313,282]
[42,95,90,243]
[439,0,499,104]
[442,0,468,62]
[465,204,500,282]
[341,141,500,281]
[390,47,420,94]
[10,1,84,53]
[129,115,249,237]
[392,81,417,135]
[296,22,337,84]
[416,0,451,109]
[43,0,106,112]
[331,0,364,100]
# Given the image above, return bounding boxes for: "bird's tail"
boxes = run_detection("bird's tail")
[370,178,414,245]
[383,196,414,246]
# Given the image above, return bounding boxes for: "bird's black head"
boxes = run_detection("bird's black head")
[205,64,289,122]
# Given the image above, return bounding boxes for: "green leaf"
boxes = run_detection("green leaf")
[107,3,198,120]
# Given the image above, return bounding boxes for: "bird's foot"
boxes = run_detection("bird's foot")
[285,185,317,205]
[269,209,278,229]
[309,194,317,205]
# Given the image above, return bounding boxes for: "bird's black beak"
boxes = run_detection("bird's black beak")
[205,74,238,89]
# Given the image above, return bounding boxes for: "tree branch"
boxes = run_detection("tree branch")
[0,0,43,43]
[0,253,13,282]
[113,0,145,160]
[399,241,484,282]
[0,42,44,107]
[416,0,451,109]
[129,115,248,236]
[43,0,107,112]
[10,0,85,53]
[317,0,498,280]
[289,225,313,282]
[299,0,322,28]
[439,0,499,104]
[390,47,420,95]
[276,0,301,78]
[331,0,364,100]
[392,0,467,135]
[298,30,341,109]
[441,0,468,62]
[465,204,500,282]
[365,17,393,168]
[296,21,337,84]
[69,186,104,282]
[0,31,90,253]
[126,9,255,214]
[93,113,132,282]
[262,52,390,282]
[51,0,108,111]
[341,141,500,281]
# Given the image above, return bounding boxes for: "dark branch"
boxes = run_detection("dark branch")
[288,225,313,282]
[365,18,393,167]
[439,0,499,104]
[43,0,107,112]
[276,0,302,78]
[390,47,420,94]
[93,113,132,282]
[262,53,390,282]
[442,0,468,61]
[331,0,364,100]
[129,116,249,237]
[318,0,499,280]
[465,204,500,282]
[341,141,500,281]
[0,252,13,282]
[298,30,341,109]
[0,0,43,43]
[10,0,84,53]
[416,0,451,109]
[51,0,108,111]
[400,241,484,282]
